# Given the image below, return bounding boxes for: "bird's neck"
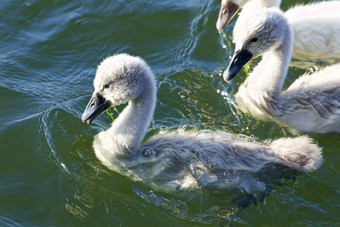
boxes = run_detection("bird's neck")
[243,0,281,9]
[247,28,293,95]
[107,82,156,153]
[257,0,281,7]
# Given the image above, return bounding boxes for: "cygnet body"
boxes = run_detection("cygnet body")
[82,54,322,193]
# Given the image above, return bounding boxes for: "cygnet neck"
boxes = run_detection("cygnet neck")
[108,75,156,153]
[243,0,281,10]
[248,23,293,95]
[257,0,281,7]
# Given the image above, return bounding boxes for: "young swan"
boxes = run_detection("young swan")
[217,0,340,59]
[217,0,281,30]
[82,53,322,193]
[223,7,340,133]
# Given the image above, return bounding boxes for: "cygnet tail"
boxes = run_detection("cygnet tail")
[269,136,322,173]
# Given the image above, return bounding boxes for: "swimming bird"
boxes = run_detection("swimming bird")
[216,0,340,59]
[223,7,340,133]
[82,53,322,193]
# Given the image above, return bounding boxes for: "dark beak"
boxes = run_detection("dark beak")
[82,93,111,124]
[216,1,240,31]
[223,49,253,82]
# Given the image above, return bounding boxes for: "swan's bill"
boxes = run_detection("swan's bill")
[223,49,253,81]
[82,93,111,124]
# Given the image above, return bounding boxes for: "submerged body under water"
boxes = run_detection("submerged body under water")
[93,128,301,193]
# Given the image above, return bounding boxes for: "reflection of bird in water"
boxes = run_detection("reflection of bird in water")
[217,0,340,60]
[224,7,340,133]
[82,53,322,193]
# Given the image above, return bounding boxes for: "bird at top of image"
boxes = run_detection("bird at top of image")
[216,0,340,60]
[81,53,322,194]
[223,6,340,134]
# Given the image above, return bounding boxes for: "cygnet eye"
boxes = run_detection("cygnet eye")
[103,83,110,89]
[250,37,258,43]
[142,148,155,157]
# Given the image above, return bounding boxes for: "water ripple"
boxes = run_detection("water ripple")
[1,0,339,225]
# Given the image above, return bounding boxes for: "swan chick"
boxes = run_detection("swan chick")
[223,7,340,133]
[216,0,340,59]
[216,0,281,30]
[82,53,322,193]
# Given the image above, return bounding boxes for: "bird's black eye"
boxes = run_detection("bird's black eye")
[250,37,258,43]
[103,83,110,89]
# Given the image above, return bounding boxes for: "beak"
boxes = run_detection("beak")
[82,93,111,124]
[223,49,253,82]
[216,1,240,31]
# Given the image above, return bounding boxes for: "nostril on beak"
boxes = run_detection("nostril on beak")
[235,55,240,63]
[90,97,96,108]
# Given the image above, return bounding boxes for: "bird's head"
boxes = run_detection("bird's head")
[82,53,154,124]
[223,7,289,81]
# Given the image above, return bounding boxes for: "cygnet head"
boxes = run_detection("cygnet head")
[216,0,243,30]
[216,0,282,30]
[223,7,289,81]
[82,53,155,124]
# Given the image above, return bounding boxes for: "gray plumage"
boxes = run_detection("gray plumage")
[224,7,340,133]
[82,53,322,193]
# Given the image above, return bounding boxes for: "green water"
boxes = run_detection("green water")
[0,0,339,226]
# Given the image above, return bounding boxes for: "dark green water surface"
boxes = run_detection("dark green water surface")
[0,0,339,226]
